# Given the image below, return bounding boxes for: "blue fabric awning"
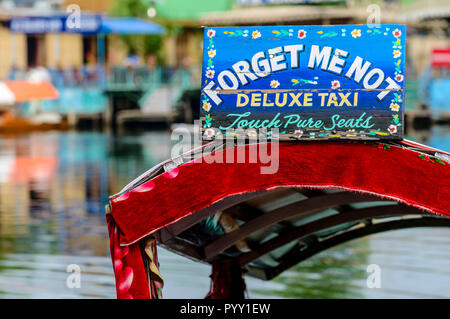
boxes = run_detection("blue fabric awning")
[99,17,165,35]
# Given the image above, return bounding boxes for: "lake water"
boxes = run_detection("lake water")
[0,127,449,299]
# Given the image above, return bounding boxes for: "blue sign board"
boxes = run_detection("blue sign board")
[200,25,406,140]
[9,15,101,34]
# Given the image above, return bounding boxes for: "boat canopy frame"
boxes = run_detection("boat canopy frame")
[106,139,450,299]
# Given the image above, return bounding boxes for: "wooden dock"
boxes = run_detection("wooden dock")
[405,109,450,130]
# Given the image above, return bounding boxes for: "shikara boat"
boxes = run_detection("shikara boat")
[0,80,65,133]
[106,139,450,299]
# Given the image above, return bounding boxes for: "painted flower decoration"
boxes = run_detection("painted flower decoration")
[351,29,361,38]
[393,50,402,58]
[270,80,280,89]
[390,103,400,112]
[252,30,261,39]
[208,49,216,58]
[205,70,215,79]
[294,130,303,138]
[204,128,216,138]
[297,30,307,39]
[388,125,398,134]
[202,102,212,112]
[207,29,216,38]
[395,74,404,82]
[331,80,340,89]
[392,28,402,38]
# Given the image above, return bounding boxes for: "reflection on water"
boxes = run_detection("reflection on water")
[0,128,449,299]
[0,131,172,298]
[255,228,450,298]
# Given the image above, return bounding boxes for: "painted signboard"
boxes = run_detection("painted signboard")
[9,15,101,35]
[200,25,406,141]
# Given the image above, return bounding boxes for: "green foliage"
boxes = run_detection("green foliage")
[110,0,163,58]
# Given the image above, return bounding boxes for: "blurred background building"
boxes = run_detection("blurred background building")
[0,0,448,127]
[0,0,448,73]
[0,0,450,127]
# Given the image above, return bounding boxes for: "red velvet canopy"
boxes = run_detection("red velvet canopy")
[106,140,450,299]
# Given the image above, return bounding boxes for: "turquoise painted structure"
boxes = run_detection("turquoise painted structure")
[40,88,108,115]
[419,67,450,114]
